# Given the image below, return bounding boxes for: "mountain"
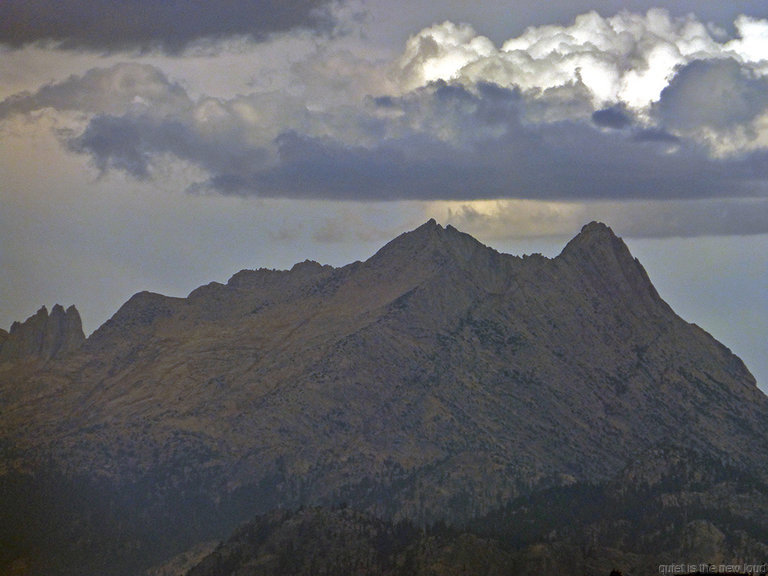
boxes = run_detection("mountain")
[1,220,766,576]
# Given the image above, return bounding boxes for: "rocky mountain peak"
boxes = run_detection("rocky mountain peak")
[559,221,625,257]
[87,292,182,347]
[558,221,664,311]
[0,304,85,363]
[368,218,495,275]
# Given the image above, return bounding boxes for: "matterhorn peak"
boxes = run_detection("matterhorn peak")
[558,221,636,266]
[557,222,666,314]
[372,219,490,263]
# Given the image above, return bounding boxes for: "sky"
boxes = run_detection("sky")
[0,0,766,389]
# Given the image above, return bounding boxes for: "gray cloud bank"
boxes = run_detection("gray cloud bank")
[43,66,768,205]
[0,0,337,53]
[3,9,768,236]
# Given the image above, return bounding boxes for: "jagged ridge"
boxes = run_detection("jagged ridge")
[0,304,84,363]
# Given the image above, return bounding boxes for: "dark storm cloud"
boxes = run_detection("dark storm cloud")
[252,130,490,200]
[592,106,632,130]
[656,58,768,132]
[70,112,271,181]
[0,0,337,53]
[71,115,192,179]
[631,128,680,144]
[253,107,755,201]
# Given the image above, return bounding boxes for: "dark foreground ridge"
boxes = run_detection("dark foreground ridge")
[1,221,766,576]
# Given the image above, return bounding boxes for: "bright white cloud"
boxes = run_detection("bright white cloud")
[396,9,768,114]
[397,21,495,90]
[391,9,768,157]
[727,15,768,65]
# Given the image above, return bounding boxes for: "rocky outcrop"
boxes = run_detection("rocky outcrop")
[0,304,85,363]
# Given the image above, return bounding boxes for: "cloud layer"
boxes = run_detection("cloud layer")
[0,0,337,53]
[2,8,768,235]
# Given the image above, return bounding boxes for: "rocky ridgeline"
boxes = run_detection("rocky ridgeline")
[0,304,84,363]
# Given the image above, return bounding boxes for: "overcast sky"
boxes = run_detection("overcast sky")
[1,0,766,388]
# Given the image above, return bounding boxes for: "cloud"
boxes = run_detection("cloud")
[592,106,633,129]
[726,14,768,63]
[655,58,768,155]
[0,0,338,53]
[68,100,286,184]
[2,9,768,232]
[0,63,192,118]
[7,63,767,204]
[0,62,310,180]
[59,79,768,202]
[631,128,680,143]
[396,21,496,92]
[397,9,768,115]
[397,10,724,110]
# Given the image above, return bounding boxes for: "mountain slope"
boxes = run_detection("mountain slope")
[0,220,765,575]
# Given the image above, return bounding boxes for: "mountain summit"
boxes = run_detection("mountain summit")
[1,221,766,575]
